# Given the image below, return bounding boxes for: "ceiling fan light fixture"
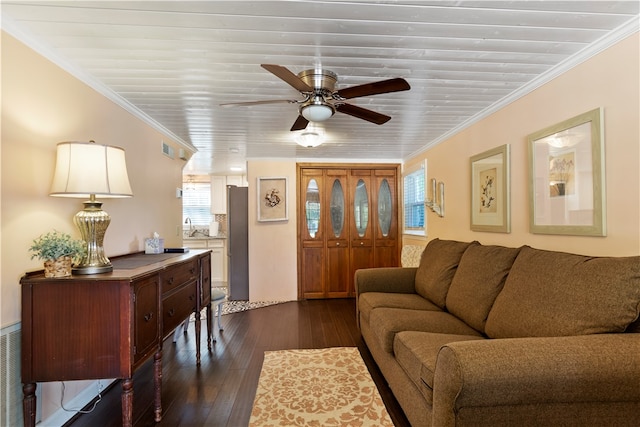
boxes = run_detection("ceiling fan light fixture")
[295,130,325,148]
[301,96,335,122]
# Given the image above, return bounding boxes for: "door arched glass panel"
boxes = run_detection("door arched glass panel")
[330,179,345,238]
[305,179,320,238]
[378,179,392,237]
[354,179,369,237]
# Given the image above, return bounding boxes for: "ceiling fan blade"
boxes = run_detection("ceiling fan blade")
[335,78,410,100]
[261,64,313,93]
[336,103,391,125]
[290,115,309,131]
[220,99,298,108]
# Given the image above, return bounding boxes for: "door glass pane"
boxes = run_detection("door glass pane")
[305,179,320,238]
[330,179,345,237]
[354,179,369,237]
[378,179,392,237]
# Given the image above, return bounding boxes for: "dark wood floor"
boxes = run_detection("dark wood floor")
[65,299,410,427]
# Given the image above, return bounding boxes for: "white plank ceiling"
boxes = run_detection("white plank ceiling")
[2,1,638,175]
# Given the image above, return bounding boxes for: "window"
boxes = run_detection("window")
[182,182,213,226]
[403,161,426,235]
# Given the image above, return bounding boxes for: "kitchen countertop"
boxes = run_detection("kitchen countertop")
[183,235,226,240]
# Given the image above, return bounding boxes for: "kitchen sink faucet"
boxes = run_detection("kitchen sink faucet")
[184,217,197,237]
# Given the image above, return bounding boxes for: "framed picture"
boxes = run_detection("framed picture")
[527,108,605,236]
[470,144,511,233]
[257,177,288,222]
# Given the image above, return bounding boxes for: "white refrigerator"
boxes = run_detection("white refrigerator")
[227,185,249,300]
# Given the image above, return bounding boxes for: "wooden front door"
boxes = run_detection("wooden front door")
[298,164,399,299]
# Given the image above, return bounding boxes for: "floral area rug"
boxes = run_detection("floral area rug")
[249,347,393,426]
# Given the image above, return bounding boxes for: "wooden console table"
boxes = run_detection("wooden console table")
[20,249,212,427]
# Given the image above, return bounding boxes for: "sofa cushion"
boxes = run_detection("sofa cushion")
[369,307,482,353]
[393,331,485,403]
[485,246,640,338]
[359,292,441,325]
[415,239,477,309]
[446,244,522,333]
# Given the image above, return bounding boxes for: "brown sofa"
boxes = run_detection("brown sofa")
[355,239,640,427]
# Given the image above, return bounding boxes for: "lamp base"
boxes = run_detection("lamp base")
[72,264,113,275]
[73,197,113,275]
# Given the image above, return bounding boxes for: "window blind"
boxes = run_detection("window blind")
[182,182,213,226]
[403,168,425,231]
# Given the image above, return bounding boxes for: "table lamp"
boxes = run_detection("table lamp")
[49,141,133,274]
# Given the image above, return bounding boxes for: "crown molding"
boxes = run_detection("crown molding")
[408,17,640,160]
[1,16,196,154]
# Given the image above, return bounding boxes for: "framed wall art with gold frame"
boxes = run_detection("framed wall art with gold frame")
[527,108,605,236]
[470,144,511,233]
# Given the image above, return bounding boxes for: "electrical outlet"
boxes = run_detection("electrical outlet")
[97,380,104,393]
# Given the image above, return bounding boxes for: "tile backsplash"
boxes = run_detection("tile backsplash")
[214,214,227,234]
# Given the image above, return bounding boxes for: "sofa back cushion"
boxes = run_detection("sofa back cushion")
[446,244,521,333]
[415,239,476,309]
[485,246,640,338]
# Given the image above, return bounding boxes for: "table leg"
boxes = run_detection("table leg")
[22,382,36,427]
[121,378,133,427]
[154,349,163,422]
[194,309,201,365]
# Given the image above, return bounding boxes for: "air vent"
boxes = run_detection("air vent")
[1,323,34,425]
[162,141,175,159]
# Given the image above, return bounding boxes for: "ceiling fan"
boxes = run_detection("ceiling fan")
[221,64,411,131]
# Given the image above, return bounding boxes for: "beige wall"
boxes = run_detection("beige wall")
[1,32,189,420]
[247,160,299,302]
[404,33,639,257]
[2,26,638,424]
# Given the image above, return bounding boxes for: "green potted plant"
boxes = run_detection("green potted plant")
[29,230,86,278]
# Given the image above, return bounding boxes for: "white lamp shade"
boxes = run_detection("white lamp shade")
[50,141,133,198]
[301,104,334,122]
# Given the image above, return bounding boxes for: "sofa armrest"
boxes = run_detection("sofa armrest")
[433,334,640,426]
[354,267,417,295]
[354,267,418,330]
